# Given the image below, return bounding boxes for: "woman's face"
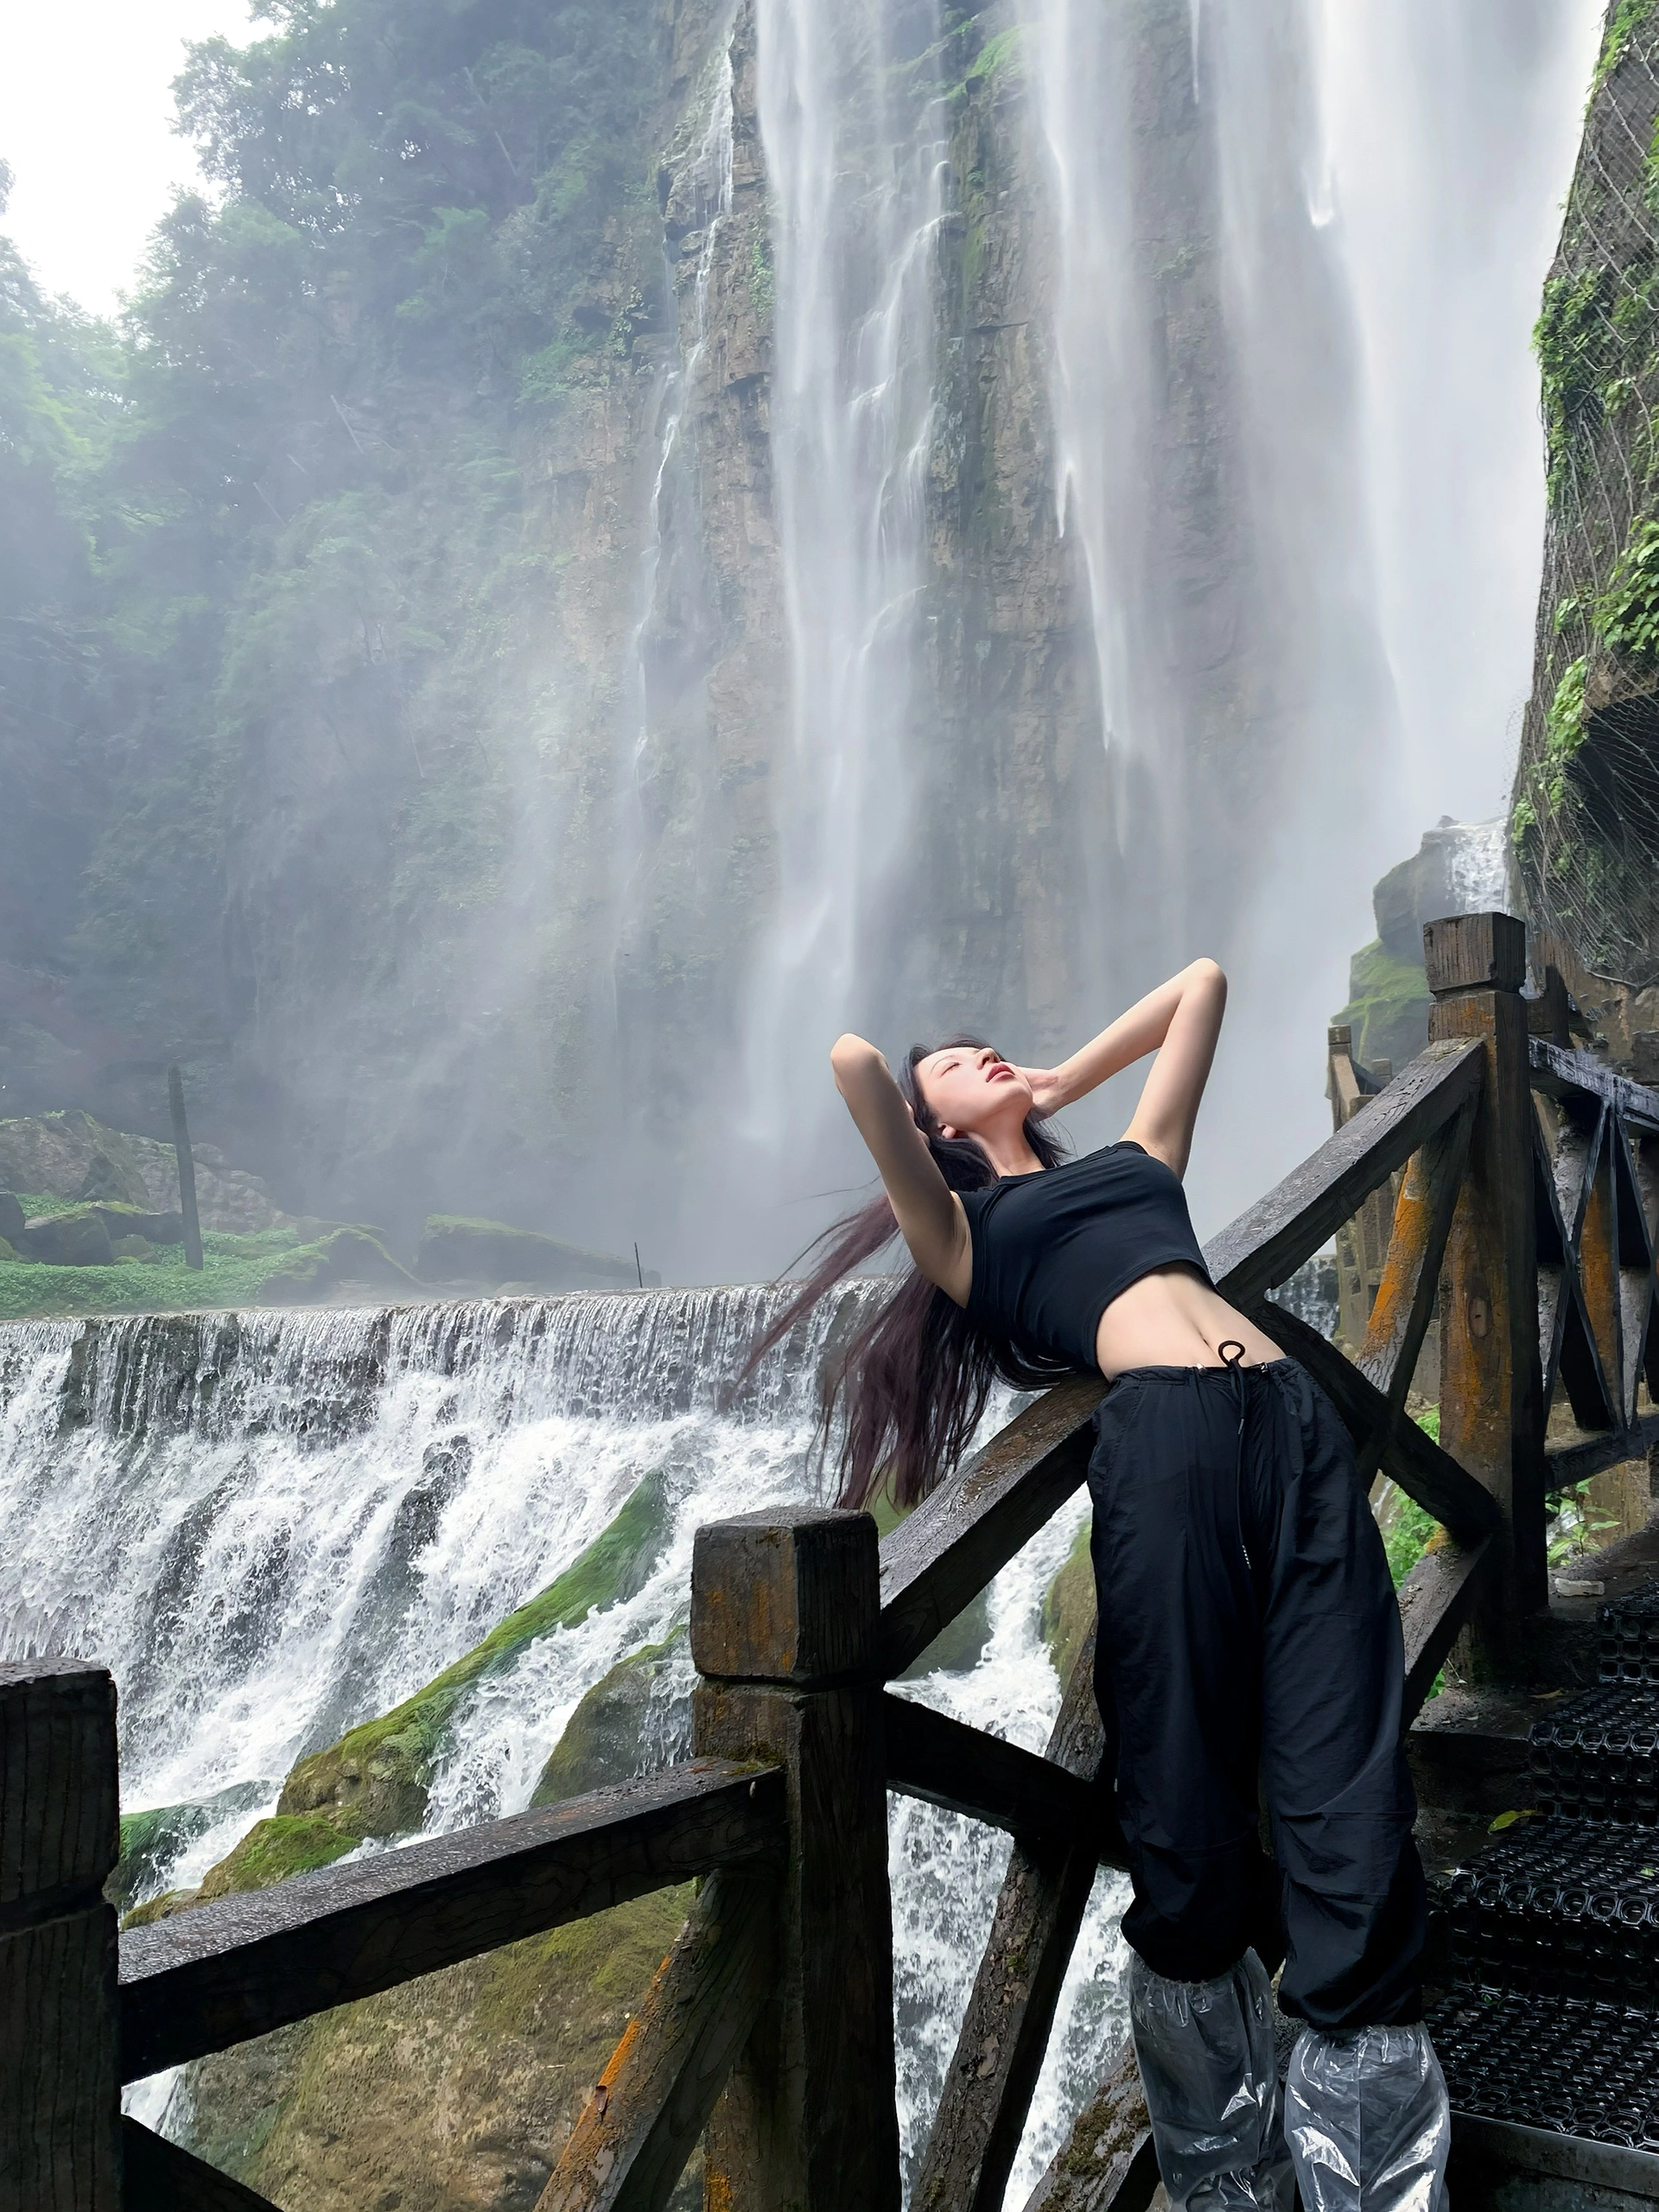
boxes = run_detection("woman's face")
[913,1045,1033,1140]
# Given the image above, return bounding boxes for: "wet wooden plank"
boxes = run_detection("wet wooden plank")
[1529,1038,1659,1132]
[877,1377,1104,1681]
[881,1694,1122,1862]
[1398,1539,1491,1726]
[1019,2039,1157,2212]
[119,1761,786,2082]
[1246,1303,1499,1543]
[0,1663,121,2212]
[1353,1094,1476,1476]
[1204,1039,1484,1310]
[537,1869,777,2212]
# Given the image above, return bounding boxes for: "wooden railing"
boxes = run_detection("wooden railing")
[5,911,1658,2212]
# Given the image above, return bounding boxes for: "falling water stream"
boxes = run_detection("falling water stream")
[0,1293,1122,2203]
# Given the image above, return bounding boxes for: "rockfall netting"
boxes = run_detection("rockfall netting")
[1516,2,1659,988]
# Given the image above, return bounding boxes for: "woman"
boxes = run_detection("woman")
[754,960,1450,2212]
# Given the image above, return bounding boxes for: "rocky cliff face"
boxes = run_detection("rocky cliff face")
[1514,1,1659,1026]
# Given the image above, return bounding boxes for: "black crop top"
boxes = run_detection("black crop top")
[957,1141,1211,1374]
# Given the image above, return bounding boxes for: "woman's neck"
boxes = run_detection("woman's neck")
[981,1128,1046,1179]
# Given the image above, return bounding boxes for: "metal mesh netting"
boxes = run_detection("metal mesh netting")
[1516,3,1659,988]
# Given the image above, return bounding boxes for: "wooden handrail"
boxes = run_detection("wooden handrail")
[877,1376,1103,1679]
[1204,1037,1484,1307]
[1529,1035,1659,1131]
[118,1759,785,2082]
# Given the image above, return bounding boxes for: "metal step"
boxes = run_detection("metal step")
[1427,1986,1659,2152]
[1529,1683,1659,1823]
[1444,1815,1659,2001]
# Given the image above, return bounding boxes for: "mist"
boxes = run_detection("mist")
[0,0,1598,1281]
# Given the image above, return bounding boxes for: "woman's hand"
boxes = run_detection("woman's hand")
[1013,1065,1066,1116]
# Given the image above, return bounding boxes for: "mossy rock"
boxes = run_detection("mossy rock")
[1332,941,1432,1074]
[22,1206,113,1267]
[123,1887,197,1928]
[278,1467,672,1840]
[172,1888,699,2208]
[531,1624,689,1808]
[0,1237,17,1263]
[1041,1521,1094,1688]
[257,1224,416,1306]
[87,1201,183,1245]
[111,1779,271,1910]
[866,1484,992,1677]
[197,1815,363,1900]
[110,1234,156,1262]
[0,1192,22,1243]
[415,1213,652,1292]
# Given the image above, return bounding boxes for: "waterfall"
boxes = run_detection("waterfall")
[740,0,949,1166]
[0,1292,1120,2199]
[1309,0,1605,835]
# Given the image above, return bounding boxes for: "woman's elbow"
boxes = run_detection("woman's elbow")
[1189,957,1227,995]
[830,1033,883,1091]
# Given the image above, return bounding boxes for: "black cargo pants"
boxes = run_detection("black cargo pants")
[1088,1357,1427,2029]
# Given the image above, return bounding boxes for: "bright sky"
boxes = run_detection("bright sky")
[0,0,256,314]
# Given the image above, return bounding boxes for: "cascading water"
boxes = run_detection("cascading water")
[740,0,948,1171]
[0,1291,1122,2202]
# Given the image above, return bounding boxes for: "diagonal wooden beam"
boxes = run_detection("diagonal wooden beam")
[1351,1094,1476,1479]
[1398,1538,1491,1726]
[1247,1303,1498,1543]
[122,2116,284,2209]
[537,1870,776,2212]
[912,1624,1109,2212]
[1018,2039,1159,2212]
[1205,1039,1484,1308]
[877,1376,1103,1680]
[882,1693,1122,1861]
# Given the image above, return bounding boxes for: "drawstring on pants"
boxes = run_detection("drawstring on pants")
[1217,1340,1251,1572]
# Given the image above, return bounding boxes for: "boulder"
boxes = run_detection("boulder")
[1041,1521,1094,1688]
[0,1110,286,1233]
[531,1624,690,1808]
[0,1192,23,1243]
[110,1236,156,1263]
[257,1226,417,1306]
[86,1202,184,1245]
[22,1208,113,1268]
[416,1215,652,1292]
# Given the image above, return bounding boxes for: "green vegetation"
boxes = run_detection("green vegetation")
[1595,516,1659,664]
[1331,941,1432,1073]
[1593,0,1659,98]
[1,0,668,1096]
[0,1210,302,1321]
[276,1466,671,1840]
[197,1815,361,1899]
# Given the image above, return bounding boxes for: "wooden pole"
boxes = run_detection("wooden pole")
[0,1662,122,2212]
[690,1507,899,2212]
[1424,912,1547,1662]
[167,1065,204,1271]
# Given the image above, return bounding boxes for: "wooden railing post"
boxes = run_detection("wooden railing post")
[690,1508,899,2212]
[0,1662,121,2212]
[1425,912,1548,1659]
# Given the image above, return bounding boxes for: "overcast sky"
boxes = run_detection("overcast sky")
[0,0,255,314]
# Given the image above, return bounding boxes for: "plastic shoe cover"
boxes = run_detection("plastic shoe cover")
[1128,1949,1295,2212]
[1284,2023,1450,2212]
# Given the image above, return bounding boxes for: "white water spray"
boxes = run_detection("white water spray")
[0,1293,1126,2197]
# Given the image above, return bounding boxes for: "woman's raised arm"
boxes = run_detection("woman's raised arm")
[830,1035,972,1304]
[1017,959,1226,1179]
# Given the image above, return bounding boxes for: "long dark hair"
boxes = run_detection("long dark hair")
[742,1038,1071,1512]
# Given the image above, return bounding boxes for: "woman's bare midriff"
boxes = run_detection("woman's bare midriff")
[1093,1264,1283,1380]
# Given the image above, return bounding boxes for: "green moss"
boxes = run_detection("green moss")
[470,1882,691,2037]
[277,1467,671,1838]
[1041,1521,1093,1688]
[531,1624,685,1808]
[198,1815,361,1899]
[1331,941,1432,1072]
[0,1224,302,1321]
